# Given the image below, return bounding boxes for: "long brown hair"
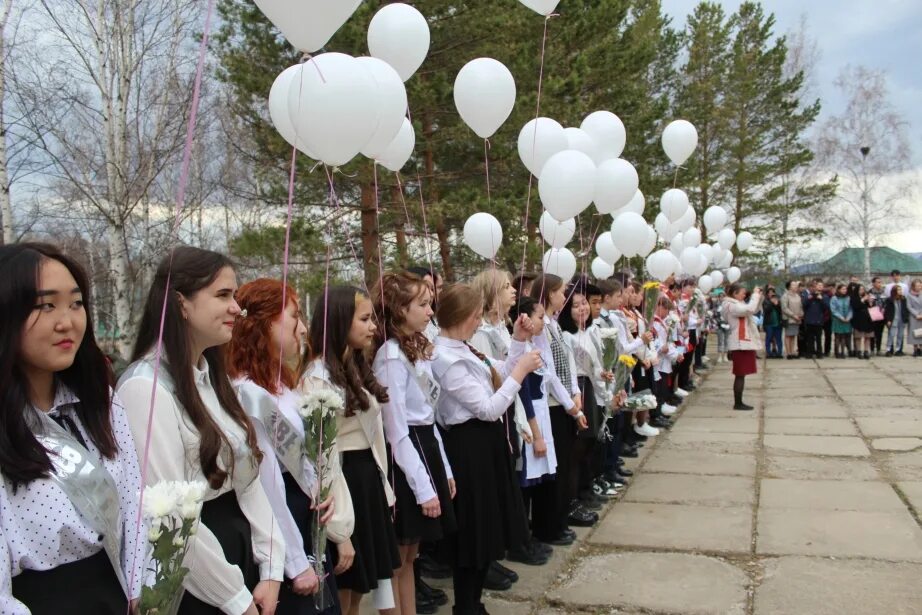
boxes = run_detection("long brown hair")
[309,286,388,417]
[133,246,262,489]
[225,278,302,395]
[371,271,432,364]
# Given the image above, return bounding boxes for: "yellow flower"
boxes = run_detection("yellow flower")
[642,281,660,291]
[618,354,637,369]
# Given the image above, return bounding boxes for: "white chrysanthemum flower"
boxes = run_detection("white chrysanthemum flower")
[148,525,163,542]
[599,328,619,340]
[179,501,200,520]
[143,482,179,519]
[173,535,185,548]
[174,481,207,508]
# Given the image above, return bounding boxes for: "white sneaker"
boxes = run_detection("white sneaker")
[661,403,677,416]
[634,423,660,437]
[702,356,711,364]
[675,388,690,398]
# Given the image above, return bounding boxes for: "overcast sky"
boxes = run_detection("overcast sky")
[661,0,922,256]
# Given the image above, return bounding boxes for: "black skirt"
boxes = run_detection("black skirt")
[12,549,126,614]
[336,449,401,594]
[390,424,458,545]
[277,472,342,615]
[442,419,529,569]
[179,490,260,615]
[576,376,601,440]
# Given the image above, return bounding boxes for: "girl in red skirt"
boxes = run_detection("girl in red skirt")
[723,283,763,411]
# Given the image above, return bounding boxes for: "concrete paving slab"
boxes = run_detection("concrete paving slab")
[754,556,922,615]
[763,434,870,457]
[593,502,752,553]
[855,417,922,437]
[623,473,754,507]
[848,395,919,409]
[661,430,758,455]
[680,404,764,418]
[669,417,760,434]
[897,481,922,515]
[549,552,748,615]
[497,531,574,602]
[764,387,833,398]
[873,437,922,451]
[762,401,849,418]
[764,455,881,481]
[757,508,922,561]
[883,450,922,481]
[764,418,858,436]
[643,449,757,477]
[759,478,906,511]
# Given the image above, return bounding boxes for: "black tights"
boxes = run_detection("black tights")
[733,375,746,406]
[453,566,488,614]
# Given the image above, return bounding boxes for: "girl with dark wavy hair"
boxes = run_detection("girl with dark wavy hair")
[0,243,147,614]
[117,246,284,615]
[304,286,399,614]
[371,271,457,615]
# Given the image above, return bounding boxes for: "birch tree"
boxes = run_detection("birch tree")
[816,65,915,280]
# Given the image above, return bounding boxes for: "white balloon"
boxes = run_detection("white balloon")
[357,57,408,159]
[638,226,658,257]
[594,159,639,214]
[617,190,646,217]
[710,244,724,264]
[670,232,684,257]
[610,211,648,258]
[698,274,714,294]
[661,119,698,166]
[717,228,736,250]
[719,251,734,269]
[646,249,678,282]
[518,118,568,177]
[703,206,728,235]
[654,212,670,237]
[660,189,689,222]
[538,211,576,248]
[288,53,379,166]
[518,0,560,15]
[595,232,621,265]
[538,150,596,221]
[710,270,725,287]
[367,3,429,81]
[580,111,626,162]
[543,248,577,281]
[698,243,714,263]
[563,127,600,161]
[677,206,696,232]
[453,58,516,139]
[726,266,741,283]
[690,253,709,276]
[377,118,415,172]
[591,257,615,280]
[269,65,316,156]
[661,220,681,243]
[254,0,361,53]
[737,231,754,252]
[684,227,702,248]
[463,213,502,259]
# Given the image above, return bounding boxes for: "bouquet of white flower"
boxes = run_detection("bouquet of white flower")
[599,328,619,370]
[299,388,344,610]
[624,390,658,412]
[139,481,207,615]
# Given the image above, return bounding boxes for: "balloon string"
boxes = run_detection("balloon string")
[672,164,680,189]
[129,0,215,603]
[518,13,556,297]
[484,138,492,205]
[405,106,438,280]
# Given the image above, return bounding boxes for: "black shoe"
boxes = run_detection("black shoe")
[561,527,577,541]
[530,539,553,557]
[617,467,634,477]
[545,531,575,546]
[695,363,708,370]
[506,545,548,566]
[418,576,448,606]
[621,447,638,458]
[483,562,513,590]
[490,559,518,582]
[685,383,697,391]
[895,350,905,356]
[886,350,893,357]
[568,501,598,526]
[652,417,672,429]
[418,553,452,579]
[733,402,754,411]
[416,595,439,614]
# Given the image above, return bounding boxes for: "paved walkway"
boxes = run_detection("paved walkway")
[366,355,922,614]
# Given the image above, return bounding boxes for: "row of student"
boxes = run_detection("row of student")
[0,241,724,615]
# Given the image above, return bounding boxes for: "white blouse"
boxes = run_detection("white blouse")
[235,380,314,581]
[373,340,453,505]
[117,357,285,615]
[564,328,612,406]
[470,320,532,438]
[530,331,575,411]
[431,336,525,426]
[0,386,147,614]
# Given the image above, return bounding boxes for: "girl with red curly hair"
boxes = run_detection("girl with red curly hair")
[226,279,343,615]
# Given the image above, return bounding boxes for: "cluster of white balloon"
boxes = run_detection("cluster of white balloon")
[260,1,429,171]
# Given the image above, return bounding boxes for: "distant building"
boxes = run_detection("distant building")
[791,247,922,279]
